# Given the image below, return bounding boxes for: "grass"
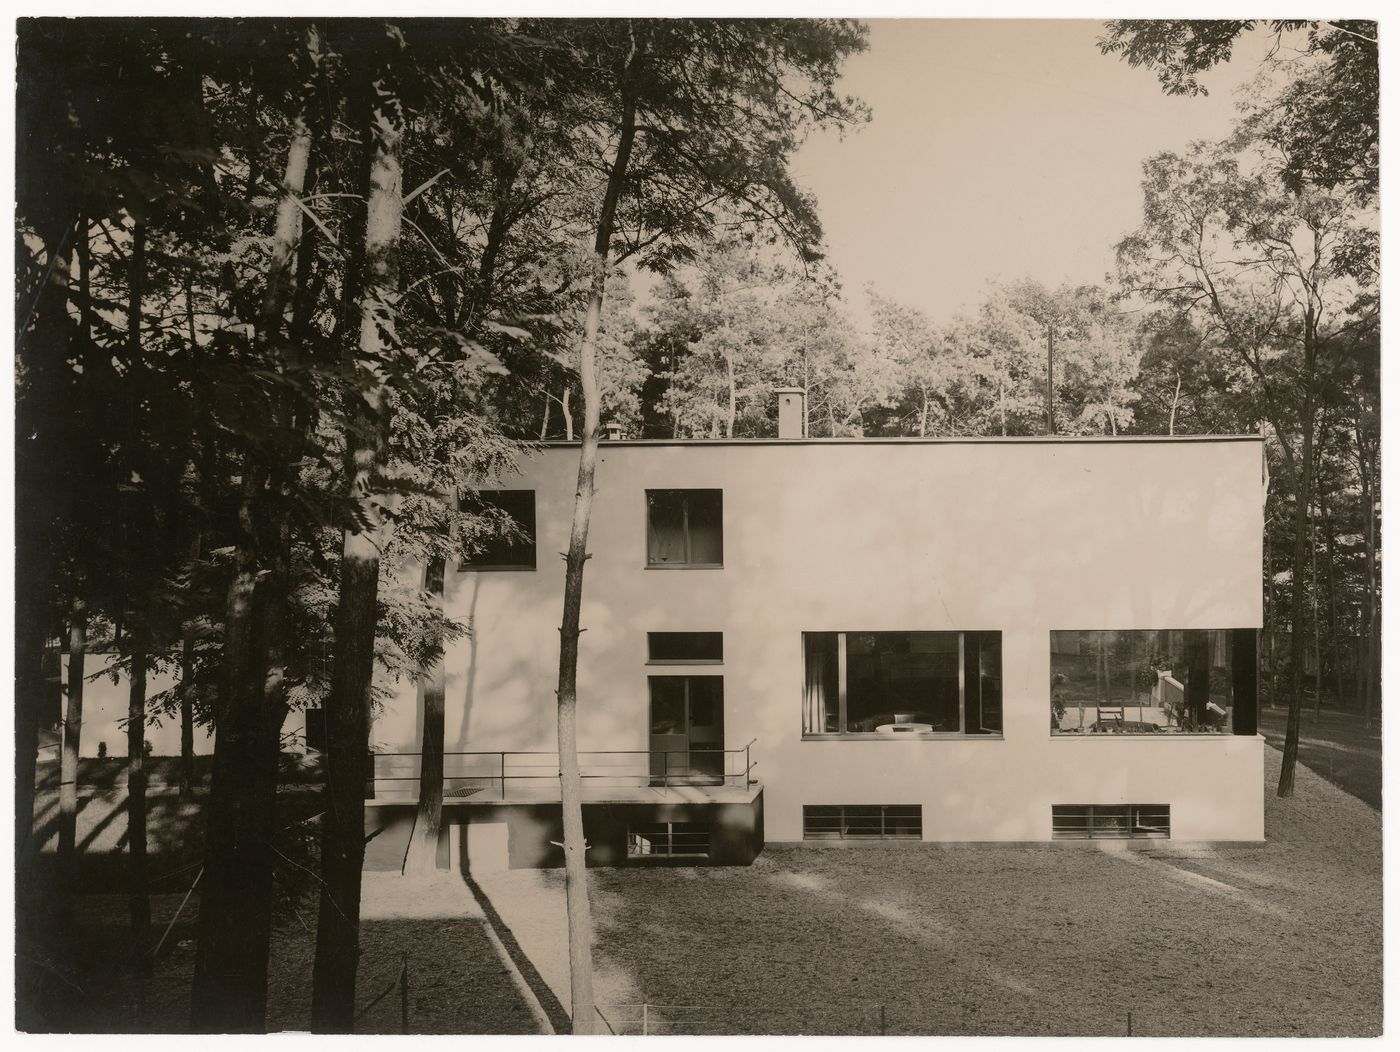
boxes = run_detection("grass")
[1257,704,1381,810]
[19,737,1381,1035]
[473,747,1381,1037]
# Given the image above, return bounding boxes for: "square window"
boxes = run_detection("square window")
[646,489,722,567]
[460,490,536,570]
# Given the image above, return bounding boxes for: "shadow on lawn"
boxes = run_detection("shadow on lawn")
[1257,706,1381,809]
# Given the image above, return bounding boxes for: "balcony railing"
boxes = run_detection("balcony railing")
[363,740,758,802]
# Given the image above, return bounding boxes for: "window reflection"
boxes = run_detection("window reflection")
[1050,630,1240,734]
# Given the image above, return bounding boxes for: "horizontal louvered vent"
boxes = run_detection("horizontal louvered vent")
[628,822,711,858]
[803,805,922,841]
[1052,804,1170,839]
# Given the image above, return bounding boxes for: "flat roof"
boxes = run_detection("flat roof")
[540,434,1264,448]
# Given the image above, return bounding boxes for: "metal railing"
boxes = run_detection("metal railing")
[363,739,758,801]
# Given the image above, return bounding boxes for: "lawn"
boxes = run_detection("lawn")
[1257,705,1381,810]
[20,744,1381,1035]
[473,746,1382,1037]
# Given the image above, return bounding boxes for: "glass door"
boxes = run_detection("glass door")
[648,676,725,785]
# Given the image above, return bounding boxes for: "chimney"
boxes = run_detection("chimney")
[604,421,623,441]
[775,387,805,439]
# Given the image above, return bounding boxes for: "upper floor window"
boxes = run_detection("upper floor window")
[460,489,536,570]
[1050,629,1255,735]
[646,489,722,567]
[802,631,1003,738]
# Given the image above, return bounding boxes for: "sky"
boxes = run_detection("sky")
[791,19,1276,326]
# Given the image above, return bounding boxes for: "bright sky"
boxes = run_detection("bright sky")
[793,19,1275,326]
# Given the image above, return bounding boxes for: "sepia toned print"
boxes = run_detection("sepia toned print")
[13,16,1378,1037]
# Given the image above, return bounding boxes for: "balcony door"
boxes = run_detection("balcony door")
[648,676,724,785]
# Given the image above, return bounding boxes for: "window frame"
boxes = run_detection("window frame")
[1048,628,1257,738]
[458,489,538,572]
[644,488,724,569]
[646,631,725,665]
[801,630,1004,740]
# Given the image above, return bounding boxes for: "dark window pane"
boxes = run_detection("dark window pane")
[648,678,686,734]
[648,632,724,663]
[646,489,723,566]
[846,632,959,733]
[461,490,536,569]
[687,490,723,564]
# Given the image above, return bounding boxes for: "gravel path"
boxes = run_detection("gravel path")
[473,746,1381,1036]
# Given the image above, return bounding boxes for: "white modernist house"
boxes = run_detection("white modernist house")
[354,392,1266,870]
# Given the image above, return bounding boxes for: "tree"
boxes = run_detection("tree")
[1099,19,1378,202]
[540,17,867,1031]
[1117,134,1377,796]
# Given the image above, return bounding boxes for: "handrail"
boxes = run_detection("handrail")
[361,742,760,799]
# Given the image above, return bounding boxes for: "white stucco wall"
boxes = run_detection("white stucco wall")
[59,653,216,758]
[370,436,1267,842]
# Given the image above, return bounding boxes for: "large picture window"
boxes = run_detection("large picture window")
[1050,629,1256,735]
[802,631,1002,737]
[646,489,723,567]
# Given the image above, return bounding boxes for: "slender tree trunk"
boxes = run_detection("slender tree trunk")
[540,391,551,441]
[919,389,929,437]
[1310,500,1322,718]
[311,52,404,1031]
[15,214,74,861]
[1318,493,1346,711]
[554,65,639,1035]
[1045,324,1055,435]
[58,599,86,892]
[1168,371,1181,435]
[127,633,151,968]
[561,386,574,440]
[1356,428,1378,727]
[1277,321,1317,798]
[725,347,736,438]
[191,48,315,1029]
[179,624,197,799]
[404,557,447,875]
[998,383,1007,436]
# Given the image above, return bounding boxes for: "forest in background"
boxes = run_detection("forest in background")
[13,16,1377,1035]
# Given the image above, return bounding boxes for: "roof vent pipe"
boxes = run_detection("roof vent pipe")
[775,387,806,439]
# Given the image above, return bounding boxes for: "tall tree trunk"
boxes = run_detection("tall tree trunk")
[554,66,639,1036]
[58,600,86,891]
[311,52,404,1031]
[561,386,574,440]
[540,391,552,440]
[1045,324,1055,435]
[1310,500,1322,718]
[191,48,315,1029]
[1168,370,1181,435]
[404,558,447,875]
[127,633,151,968]
[178,529,201,799]
[15,221,73,862]
[179,623,197,799]
[1356,426,1378,727]
[1276,318,1317,798]
[1319,492,1346,711]
[725,347,736,438]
